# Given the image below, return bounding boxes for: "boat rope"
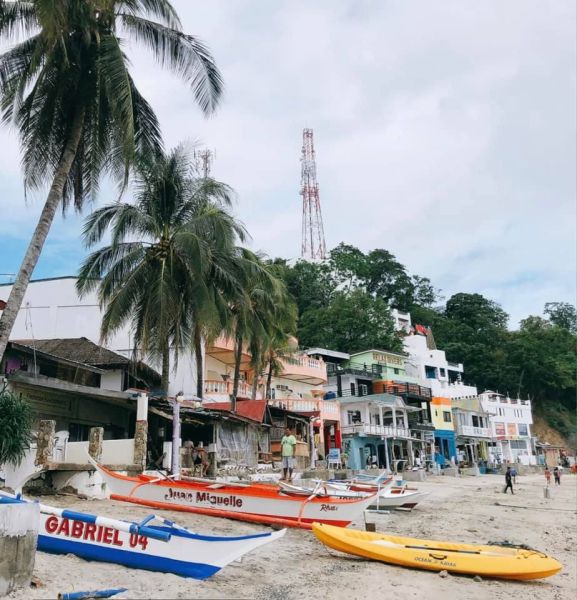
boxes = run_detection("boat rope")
[296,481,323,527]
[495,502,577,513]
[486,541,546,557]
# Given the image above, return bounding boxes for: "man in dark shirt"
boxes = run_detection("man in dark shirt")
[503,466,514,494]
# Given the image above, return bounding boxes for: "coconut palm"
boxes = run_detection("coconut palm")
[0,386,34,467]
[0,0,223,361]
[229,260,292,411]
[76,146,245,394]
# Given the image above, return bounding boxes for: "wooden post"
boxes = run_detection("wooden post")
[88,427,104,461]
[35,420,55,466]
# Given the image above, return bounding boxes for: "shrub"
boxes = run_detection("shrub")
[0,389,34,466]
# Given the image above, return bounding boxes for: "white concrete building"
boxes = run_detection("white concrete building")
[402,332,478,399]
[0,277,328,402]
[478,390,536,465]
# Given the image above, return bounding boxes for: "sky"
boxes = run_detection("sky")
[0,0,575,328]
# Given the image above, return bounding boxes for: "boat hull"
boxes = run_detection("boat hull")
[369,489,429,510]
[94,464,375,529]
[312,524,562,580]
[37,511,284,580]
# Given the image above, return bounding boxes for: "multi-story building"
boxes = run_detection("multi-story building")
[451,396,493,465]
[478,390,536,465]
[339,393,423,471]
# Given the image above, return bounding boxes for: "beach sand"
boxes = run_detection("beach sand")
[9,472,576,600]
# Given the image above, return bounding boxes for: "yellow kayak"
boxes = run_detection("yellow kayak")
[312,523,562,580]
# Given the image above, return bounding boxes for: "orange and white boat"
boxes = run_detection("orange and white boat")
[91,460,376,530]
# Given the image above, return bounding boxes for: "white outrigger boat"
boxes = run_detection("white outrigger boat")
[90,459,377,529]
[278,479,428,511]
[0,492,284,580]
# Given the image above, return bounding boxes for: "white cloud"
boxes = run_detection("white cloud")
[0,0,574,326]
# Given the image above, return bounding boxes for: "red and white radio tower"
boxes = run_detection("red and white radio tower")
[300,128,327,260]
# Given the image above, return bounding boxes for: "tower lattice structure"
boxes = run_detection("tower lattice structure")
[300,128,327,260]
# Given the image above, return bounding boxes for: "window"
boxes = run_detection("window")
[518,423,528,436]
[472,415,479,427]
[347,410,361,425]
[439,368,446,377]
[443,411,452,423]
[425,365,437,379]
[510,440,526,449]
[350,383,356,396]
[393,368,400,375]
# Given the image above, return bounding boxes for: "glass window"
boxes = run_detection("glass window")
[443,411,452,423]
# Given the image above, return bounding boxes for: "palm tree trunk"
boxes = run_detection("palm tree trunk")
[231,329,243,413]
[265,358,274,399]
[161,342,170,396]
[194,327,204,400]
[0,109,86,361]
[251,367,259,400]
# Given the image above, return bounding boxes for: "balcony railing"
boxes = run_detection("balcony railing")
[456,424,492,438]
[327,362,383,379]
[382,381,432,400]
[341,423,411,438]
[268,398,340,421]
[204,380,257,399]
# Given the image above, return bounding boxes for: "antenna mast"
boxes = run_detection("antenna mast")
[194,148,215,178]
[300,129,327,260]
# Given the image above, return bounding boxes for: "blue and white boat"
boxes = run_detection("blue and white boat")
[0,492,285,580]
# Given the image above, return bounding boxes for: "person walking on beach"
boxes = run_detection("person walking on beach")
[503,466,514,494]
[553,466,561,485]
[281,427,297,482]
[544,467,551,485]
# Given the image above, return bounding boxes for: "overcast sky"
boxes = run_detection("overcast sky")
[0,0,575,328]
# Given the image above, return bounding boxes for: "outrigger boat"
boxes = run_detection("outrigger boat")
[312,523,562,580]
[278,480,428,511]
[0,492,284,580]
[91,459,376,529]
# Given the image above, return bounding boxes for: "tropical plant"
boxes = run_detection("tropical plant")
[227,257,287,411]
[0,387,34,466]
[76,146,245,395]
[0,0,223,361]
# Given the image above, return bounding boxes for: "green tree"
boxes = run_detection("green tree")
[76,146,244,395]
[228,257,287,411]
[544,302,577,334]
[0,388,34,466]
[0,0,223,361]
[298,289,402,354]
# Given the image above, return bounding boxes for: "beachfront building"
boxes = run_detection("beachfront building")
[430,396,457,464]
[478,390,536,465]
[339,394,423,471]
[316,347,436,469]
[451,396,492,466]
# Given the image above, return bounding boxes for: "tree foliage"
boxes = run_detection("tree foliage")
[0,388,34,466]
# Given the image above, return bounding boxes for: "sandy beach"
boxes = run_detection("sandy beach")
[9,472,576,600]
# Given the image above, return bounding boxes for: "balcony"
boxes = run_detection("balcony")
[341,423,412,439]
[205,336,251,369]
[203,379,258,400]
[268,398,340,421]
[456,424,492,438]
[327,361,383,379]
[373,381,432,401]
[278,355,327,385]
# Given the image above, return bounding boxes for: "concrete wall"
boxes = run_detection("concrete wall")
[0,502,39,596]
[0,278,198,398]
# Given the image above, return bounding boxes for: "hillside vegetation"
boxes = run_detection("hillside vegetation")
[271,244,577,441]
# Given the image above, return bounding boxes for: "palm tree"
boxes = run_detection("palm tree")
[229,260,293,411]
[0,0,223,361]
[76,146,246,395]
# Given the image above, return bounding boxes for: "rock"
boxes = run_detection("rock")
[489,517,495,522]
[466,529,478,533]
[439,570,449,578]
[473,576,483,582]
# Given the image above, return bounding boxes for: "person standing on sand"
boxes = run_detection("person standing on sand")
[553,467,561,485]
[280,427,297,482]
[545,467,551,485]
[503,466,514,494]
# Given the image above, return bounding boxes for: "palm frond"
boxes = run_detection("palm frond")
[119,14,223,115]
